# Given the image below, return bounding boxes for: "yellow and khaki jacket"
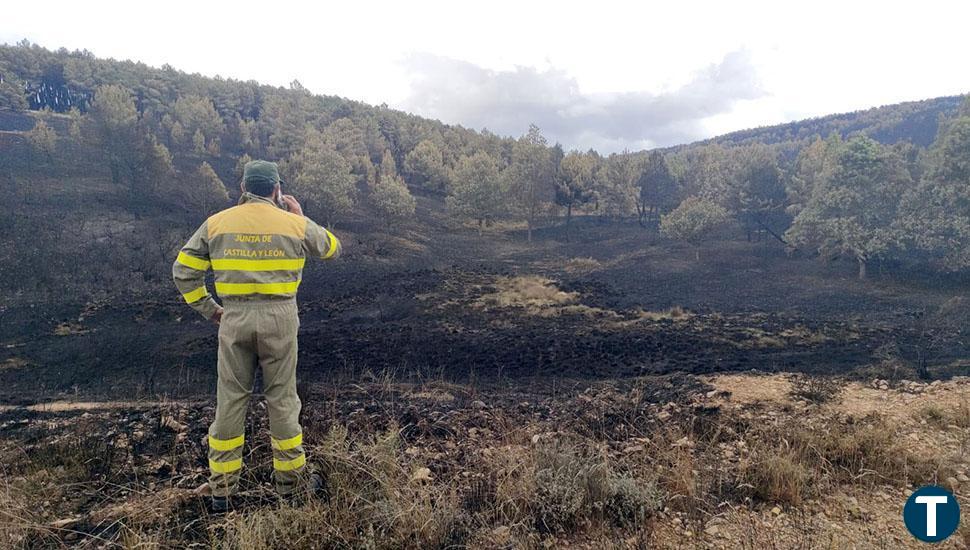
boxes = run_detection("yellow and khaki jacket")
[172,192,341,318]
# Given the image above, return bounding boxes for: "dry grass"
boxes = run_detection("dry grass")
[563,257,602,274]
[738,414,943,507]
[478,276,578,311]
[635,306,691,322]
[220,425,463,549]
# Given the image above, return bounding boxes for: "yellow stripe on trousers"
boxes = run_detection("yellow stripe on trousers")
[273,454,306,472]
[176,251,211,271]
[215,280,301,295]
[209,458,243,473]
[211,258,305,271]
[208,434,244,452]
[271,433,302,451]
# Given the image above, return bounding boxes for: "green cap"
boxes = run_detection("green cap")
[243,160,280,186]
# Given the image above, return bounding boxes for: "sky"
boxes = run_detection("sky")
[3,0,969,153]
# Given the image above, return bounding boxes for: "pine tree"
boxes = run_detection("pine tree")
[26,118,57,164]
[448,151,506,234]
[508,125,554,242]
[660,197,729,261]
[555,149,597,236]
[289,128,357,225]
[636,150,679,226]
[191,161,229,218]
[369,153,417,227]
[87,84,138,184]
[404,139,449,191]
[786,136,911,279]
[897,102,970,270]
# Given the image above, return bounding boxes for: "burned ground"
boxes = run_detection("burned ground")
[0,213,968,548]
[0,219,964,402]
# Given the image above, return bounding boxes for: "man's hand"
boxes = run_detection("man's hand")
[210,306,224,325]
[280,194,303,216]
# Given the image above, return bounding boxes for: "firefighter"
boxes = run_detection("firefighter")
[172,160,341,512]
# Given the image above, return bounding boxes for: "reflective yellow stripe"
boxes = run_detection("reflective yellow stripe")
[215,280,301,296]
[211,258,305,271]
[273,454,306,472]
[271,433,303,451]
[322,230,339,259]
[182,286,209,303]
[176,251,210,271]
[209,458,243,474]
[208,434,244,452]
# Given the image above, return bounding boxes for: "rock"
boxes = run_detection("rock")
[705,390,718,398]
[492,525,511,541]
[470,400,487,410]
[161,415,187,433]
[958,474,970,483]
[771,506,782,515]
[704,524,721,537]
[657,411,672,421]
[410,467,434,483]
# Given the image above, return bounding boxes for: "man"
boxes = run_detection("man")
[172,160,341,512]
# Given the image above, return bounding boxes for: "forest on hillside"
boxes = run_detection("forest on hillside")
[1,41,968,295]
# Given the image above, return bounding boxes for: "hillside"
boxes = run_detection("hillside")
[0,42,969,548]
[694,95,966,149]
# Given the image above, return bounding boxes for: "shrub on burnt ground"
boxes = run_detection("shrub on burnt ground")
[788,375,845,405]
[738,414,944,506]
[535,441,661,532]
[219,424,466,549]
[471,440,661,537]
[919,402,970,429]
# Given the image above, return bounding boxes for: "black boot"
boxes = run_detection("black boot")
[210,495,230,514]
[284,472,326,507]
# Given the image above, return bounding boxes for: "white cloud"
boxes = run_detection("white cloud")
[2,0,969,152]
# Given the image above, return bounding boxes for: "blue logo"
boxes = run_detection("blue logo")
[903,485,960,542]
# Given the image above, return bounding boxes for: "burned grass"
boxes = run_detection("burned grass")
[0,373,966,548]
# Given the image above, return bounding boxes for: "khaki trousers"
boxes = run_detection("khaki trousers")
[207,298,306,497]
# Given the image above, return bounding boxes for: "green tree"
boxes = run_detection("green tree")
[897,107,970,270]
[636,150,679,227]
[660,197,729,261]
[128,133,176,212]
[448,151,506,234]
[556,149,598,236]
[26,118,57,164]
[169,95,225,154]
[404,139,449,191]
[187,161,229,218]
[729,144,787,242]
[87,84,138,184]
[0,71,27,111]
[234,153,253,184]
[595,153,639,220]
[786,136,911,279]
[371,150,416,225]
[67,107,83,141]
[788,134,843,216]
[289,129,357,225]
[508,125,554,242]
